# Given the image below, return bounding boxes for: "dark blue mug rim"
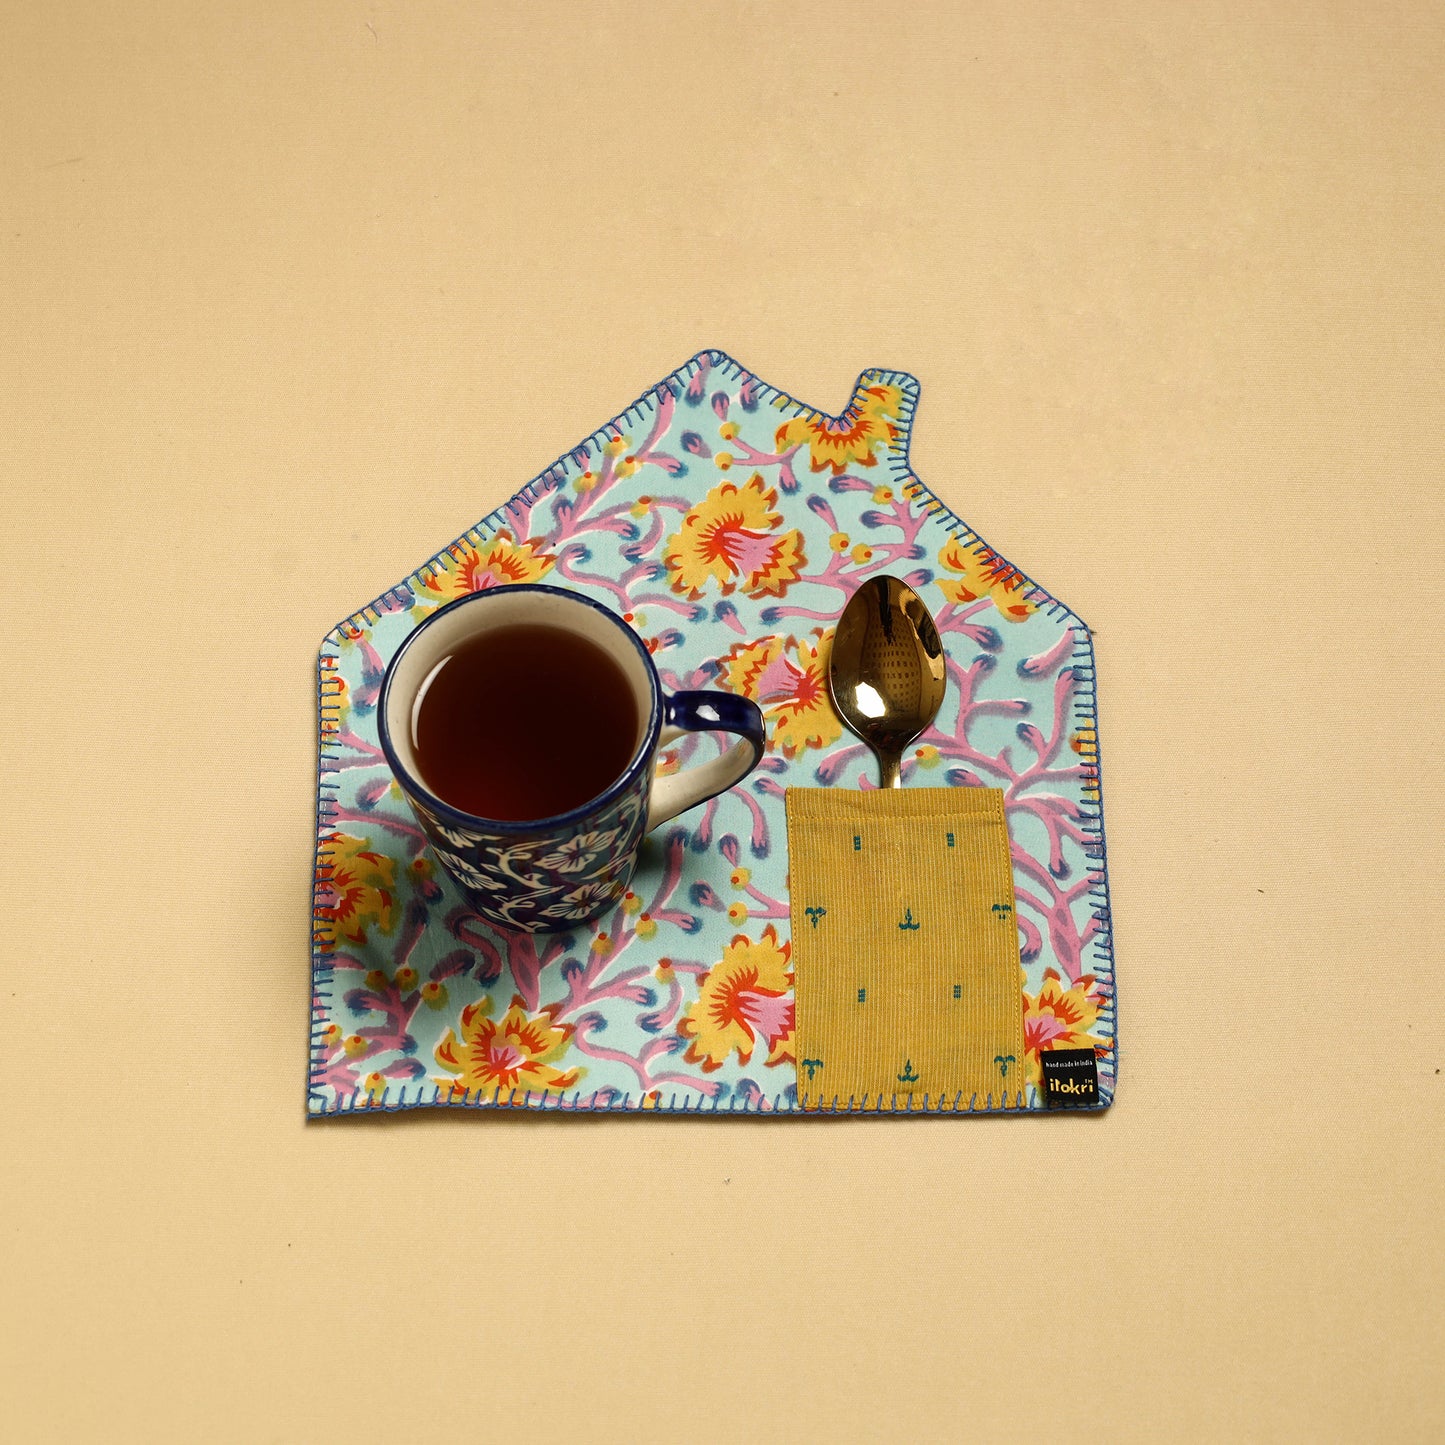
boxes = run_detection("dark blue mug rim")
[377,583,665,835]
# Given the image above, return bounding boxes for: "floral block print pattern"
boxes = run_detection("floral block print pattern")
[310,350,1115,1116]
[409,778,648,932]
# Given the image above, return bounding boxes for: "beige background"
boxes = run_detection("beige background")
[3,2,1442,1440]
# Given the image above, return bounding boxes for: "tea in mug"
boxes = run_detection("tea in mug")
[410,623,640,821]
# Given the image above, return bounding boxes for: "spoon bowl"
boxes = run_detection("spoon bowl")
[828,575,947,787]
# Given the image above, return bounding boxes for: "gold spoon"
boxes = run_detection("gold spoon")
[828,575,947,788]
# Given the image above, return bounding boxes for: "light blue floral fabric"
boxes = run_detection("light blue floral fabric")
[309,350,1115,1116]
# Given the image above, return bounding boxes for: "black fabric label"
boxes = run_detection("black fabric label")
[1040,1048,1099,1108]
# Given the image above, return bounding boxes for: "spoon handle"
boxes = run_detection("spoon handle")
[875,749,903,789]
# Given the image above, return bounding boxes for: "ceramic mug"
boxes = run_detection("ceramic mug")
[378,584,766,932]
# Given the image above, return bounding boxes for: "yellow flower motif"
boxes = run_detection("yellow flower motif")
[829,532,850,553]
[635,914,658,939]
[434,995,582,1098]
[364,969,389,993]
[362,1071,386,1101]
[603,435,628,457]
[421,980,449,1010]
[621,890,643,915]
[325,834,396,946]
[1023,969,1107,1085]
[395,966,418,992]
[872,485,894,503]
[714,452,734,470]
[420,529,556,602]
[574,472,597,493]
[717,631,842,758]
[730,867,751,888]
[343,1034,368,1059]
[591,932,611,955]
[617,454,640,478]
[850,543,873,565]
[629,495,653,518]
[321,1023,343,1050]
[655,960,675,984]
[915,743,941,769]
[727,901,748,923]
[774,383,904,475]
[936,537,1037,622]
[719,421,739,440]
[663,474,807,600]
[679,927,795,1073]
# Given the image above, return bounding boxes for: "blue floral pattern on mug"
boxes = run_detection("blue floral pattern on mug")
[407,784,648,931]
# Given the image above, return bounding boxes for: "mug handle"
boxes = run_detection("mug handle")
[645,691,767,832]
